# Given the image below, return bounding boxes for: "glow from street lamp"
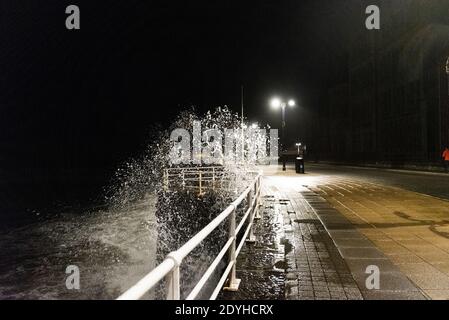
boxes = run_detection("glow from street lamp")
[251,123,258,129]
[288,100,296,107]
[270,98,281,110]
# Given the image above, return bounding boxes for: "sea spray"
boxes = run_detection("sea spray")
[105,106,263,298]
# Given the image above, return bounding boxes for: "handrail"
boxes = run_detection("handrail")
[117,173,262,300]
[163,166,253,194]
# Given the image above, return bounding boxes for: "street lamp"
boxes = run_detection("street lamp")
[270,97,295,171]
[270,98,282,109]
[296,142,302,155]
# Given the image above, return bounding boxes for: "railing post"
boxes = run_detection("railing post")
[224,206,241,291]
[254,177,262,220]
[212,167,216,190]
[199,171,202,195]
[166,252,182,300]
[246,188,256,243]
[166,266,180,300]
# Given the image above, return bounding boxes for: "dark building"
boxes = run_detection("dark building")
[315,0,449,167]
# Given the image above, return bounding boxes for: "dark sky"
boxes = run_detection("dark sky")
[0,0,362,205]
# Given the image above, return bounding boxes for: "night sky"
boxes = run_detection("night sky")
[0,1,363,211]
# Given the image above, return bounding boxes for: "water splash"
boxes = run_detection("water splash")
[103,106,268,298]
[105,106,264,208]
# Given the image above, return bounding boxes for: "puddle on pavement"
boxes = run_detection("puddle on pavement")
[219,196,287,300]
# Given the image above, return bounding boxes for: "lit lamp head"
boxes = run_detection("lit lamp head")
[270,98,282,110]
[288,100,296,107]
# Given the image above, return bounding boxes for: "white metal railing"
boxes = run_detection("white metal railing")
[117,173,262,300]
[163,166,228,194]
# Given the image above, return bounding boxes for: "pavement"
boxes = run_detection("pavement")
[267,182,364,300]
[249,163,449,300]
[220,179,364,300]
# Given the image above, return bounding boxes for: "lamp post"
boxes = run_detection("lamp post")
[241,86,245,163]
[296,142,302,155]
[270,97,295,171]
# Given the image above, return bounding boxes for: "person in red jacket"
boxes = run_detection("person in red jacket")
[443,147,449,173]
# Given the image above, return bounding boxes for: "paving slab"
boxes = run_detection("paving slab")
[338,247,387,260]
[361,290,427,300]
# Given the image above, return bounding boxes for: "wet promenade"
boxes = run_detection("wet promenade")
[225,164,449,300]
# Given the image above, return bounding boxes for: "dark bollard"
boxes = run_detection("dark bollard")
[295,157,305,174]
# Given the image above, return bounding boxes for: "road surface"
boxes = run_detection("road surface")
[304,163,449,200]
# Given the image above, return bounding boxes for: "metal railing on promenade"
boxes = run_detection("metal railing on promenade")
[117,169,262,300]
[162,166,235,194]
